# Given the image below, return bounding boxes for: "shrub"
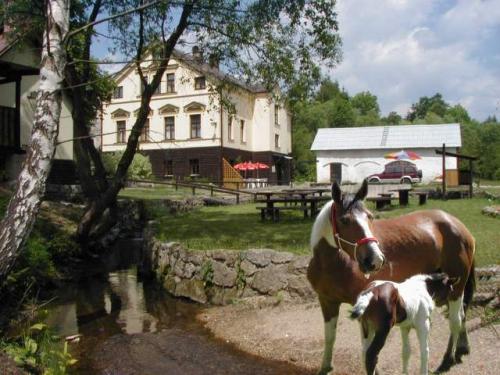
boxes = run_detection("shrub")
[102,151,153,179]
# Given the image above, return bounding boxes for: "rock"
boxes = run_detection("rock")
[240,259,257,276]
[173,259,186,277]
[163,275,177,294]
[210,250,238,266]
[175,279,207,304]
[251,265,288,294]
[244,249,276,267]
[287,275,314,299]
[212,261,237,287]
[183,262,197,278]
[185,251,204,266]
[271,251,294,264]
[290,255,311,274]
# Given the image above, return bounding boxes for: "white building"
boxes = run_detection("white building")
[101,48,292,185]
[0,32,74,183]
[311,124,461,184]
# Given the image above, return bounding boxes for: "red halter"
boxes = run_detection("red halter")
[331,203,379,249]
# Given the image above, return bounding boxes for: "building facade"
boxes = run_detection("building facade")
[0,33,75,184]
[311,124,462,184]
[101,50,292,185]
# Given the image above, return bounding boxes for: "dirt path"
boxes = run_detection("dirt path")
[198,301,500,374]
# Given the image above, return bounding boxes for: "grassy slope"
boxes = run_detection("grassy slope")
[154,197,499,266]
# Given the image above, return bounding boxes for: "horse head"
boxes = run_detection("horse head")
[331,179,386,274]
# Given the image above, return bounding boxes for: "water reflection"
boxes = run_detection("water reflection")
[45,239,201,373]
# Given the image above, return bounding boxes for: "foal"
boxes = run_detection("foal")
[350,274,458,375]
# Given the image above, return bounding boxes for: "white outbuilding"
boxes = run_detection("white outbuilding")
[311,123,462,184]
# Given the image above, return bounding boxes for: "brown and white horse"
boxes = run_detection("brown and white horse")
[307,180,475,374]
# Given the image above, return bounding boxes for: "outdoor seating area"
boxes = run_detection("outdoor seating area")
[255,188,331,222]
[366,184,430,210]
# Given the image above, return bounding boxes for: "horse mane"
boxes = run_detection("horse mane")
[310,200,337,250]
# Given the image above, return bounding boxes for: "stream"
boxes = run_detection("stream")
[45,238,309,374]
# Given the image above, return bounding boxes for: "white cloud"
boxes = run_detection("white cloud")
[331,0,500,120]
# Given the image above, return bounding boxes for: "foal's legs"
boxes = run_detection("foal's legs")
[416,319,430,375]
[400,327,411,374]
[365,324,390,375]
[318,298,340,375]
[437,295,464,372]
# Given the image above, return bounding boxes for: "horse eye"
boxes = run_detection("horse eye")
[340,216,350,225]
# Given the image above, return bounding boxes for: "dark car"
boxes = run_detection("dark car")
[368,160,422,184]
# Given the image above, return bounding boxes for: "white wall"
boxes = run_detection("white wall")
[0,46,73,161]
[315,147,459,184]
[101,55,292,156]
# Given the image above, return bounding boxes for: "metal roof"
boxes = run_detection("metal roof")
[311,123,461,151]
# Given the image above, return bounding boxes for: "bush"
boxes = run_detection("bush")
[102,151,153,179]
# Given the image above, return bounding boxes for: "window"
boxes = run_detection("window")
[140,119,150,142]
[164,116,175,140]
[240,120,246,143]
[275,133,280,148]
[113,86,123,99]
[154,77,162,94]
[228,115,233,141]
[190,114,201,138]
[194,76,206,90]
[164,160,173,176]
[116,121,126,143]
[166,73,175,93]
[274,104,279,125]
[189,159,200,175]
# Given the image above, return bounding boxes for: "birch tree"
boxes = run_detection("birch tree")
[0,0,70,278]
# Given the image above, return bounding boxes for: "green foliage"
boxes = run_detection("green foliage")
[102,151,153,179]
[406,93,448,121]
[200,261,214,288]
[351,91,380,116]
[2,322,77,374]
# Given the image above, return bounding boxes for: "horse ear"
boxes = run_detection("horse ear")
[354,179,369,201]
[332,181,342,203]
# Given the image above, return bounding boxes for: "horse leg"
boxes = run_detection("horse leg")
[455,264,475,362]
[416,319,430,375]
[400,327,411,374]
[365,324,390,375]
[436,295,464,373]
[318,298,340,375]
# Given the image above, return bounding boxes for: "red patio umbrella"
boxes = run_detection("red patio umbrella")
[233,161,256,178]
[253,162,269,178]
[384,150,421,160]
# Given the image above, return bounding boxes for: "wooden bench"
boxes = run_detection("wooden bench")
[367,196,394,210]
[256,205,309,221]
[411,191,428,205]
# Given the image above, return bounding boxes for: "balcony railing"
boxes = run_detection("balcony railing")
[0,105,18,150]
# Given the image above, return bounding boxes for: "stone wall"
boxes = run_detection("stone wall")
[141,222,315,305]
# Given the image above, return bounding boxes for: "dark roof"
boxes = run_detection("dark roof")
[115,49,268,94]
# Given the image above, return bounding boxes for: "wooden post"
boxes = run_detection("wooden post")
[442,143,446,199]
[192,186,195,195]
[210,186,214,196]
[236,193,240,204]
[469,159,473,199]
[14,77,21,150]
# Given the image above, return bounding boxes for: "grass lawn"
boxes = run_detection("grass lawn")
[119,185,199,200]
[153,196,499,267]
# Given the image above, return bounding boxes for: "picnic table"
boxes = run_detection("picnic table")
[389,187,412,206]
[255,190,330,221]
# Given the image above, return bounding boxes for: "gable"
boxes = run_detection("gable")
[111,108,130,118]
[184,101,206,112]
[158,104,179,114]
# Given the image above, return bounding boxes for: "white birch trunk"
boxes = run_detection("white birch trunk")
[0,0,69,278]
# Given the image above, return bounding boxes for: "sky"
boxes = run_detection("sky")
[332,0,500,121]
[92,0,500,121]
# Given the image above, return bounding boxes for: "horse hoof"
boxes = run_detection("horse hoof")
[317,366,333,375]
[435,359,454,373]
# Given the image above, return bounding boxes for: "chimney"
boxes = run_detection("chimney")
[192,46,203,62]
[208,54,219,70]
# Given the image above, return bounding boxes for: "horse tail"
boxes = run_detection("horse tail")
[463,260,476,312]
[350,291,373,320]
